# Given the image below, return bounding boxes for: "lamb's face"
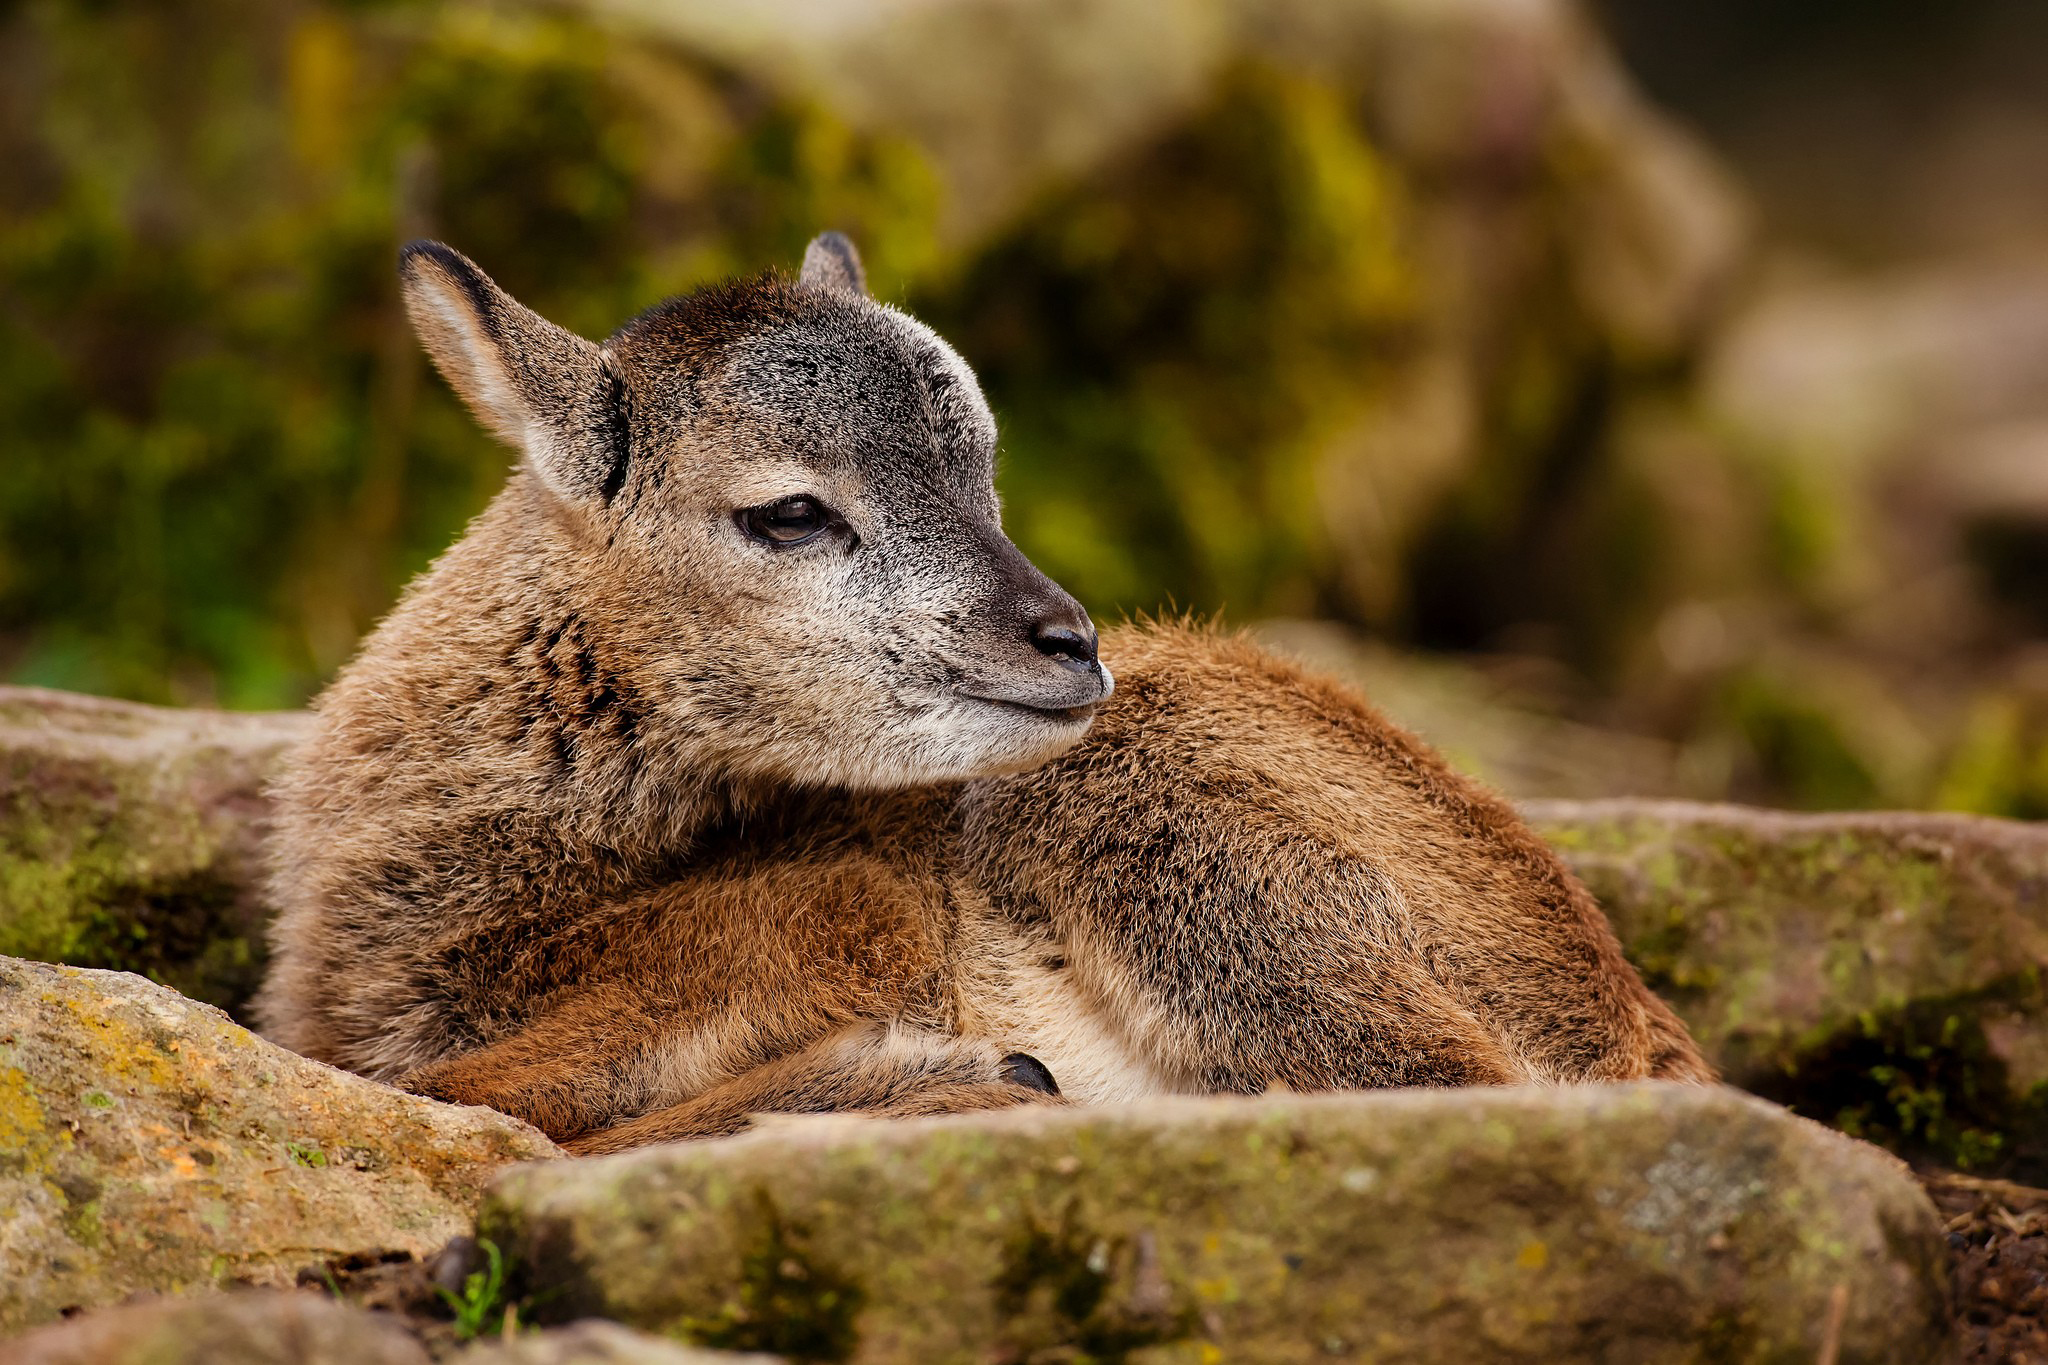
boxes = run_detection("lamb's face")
[396,234,1111,792]
[605,285,1112,789]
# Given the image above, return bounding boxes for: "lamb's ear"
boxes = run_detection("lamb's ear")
[399,240,630,505]
[799,231,868,297]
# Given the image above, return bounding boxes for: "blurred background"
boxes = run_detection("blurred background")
[3,0,2045,815]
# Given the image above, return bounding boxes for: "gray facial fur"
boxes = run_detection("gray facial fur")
[399,234,1111,791]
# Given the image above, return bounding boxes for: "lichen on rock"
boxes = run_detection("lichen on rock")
[1528,799,2048,1176]
[0,687,309,1016]
[0,956,560,1333]
[480,1084,1949,1363]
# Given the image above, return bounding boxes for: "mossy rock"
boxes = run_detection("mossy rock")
[1529,799,2048,1177]
[5,1291,429,1365]
[0,686,309,1016]
[7,1292,780,1365]
[0,956,560,1333]
[481,1085,1947,1363]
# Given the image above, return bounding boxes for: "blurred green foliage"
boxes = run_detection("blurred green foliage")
[0,0,1648,709]
[1938,698,2048,821]
[917,66,1415,620]
[1,0,2042,817]
[0,0,942,706]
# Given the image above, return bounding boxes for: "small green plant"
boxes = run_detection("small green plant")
[438,1237,512,1341]
[284,1140,327,1168]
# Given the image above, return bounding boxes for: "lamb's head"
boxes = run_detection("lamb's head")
[398,233,1110,789]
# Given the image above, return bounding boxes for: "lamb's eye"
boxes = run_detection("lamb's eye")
[741,496,832,546]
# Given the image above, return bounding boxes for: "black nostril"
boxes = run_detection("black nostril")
[1031,623,1097,669]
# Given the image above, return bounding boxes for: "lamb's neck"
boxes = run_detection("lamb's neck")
[407,491,749,870]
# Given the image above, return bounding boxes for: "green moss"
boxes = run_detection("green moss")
[0,837,260,1014]
[0,721,288,1016]
[1624,906,1721,1002]
[1748,986,2048,1181]
[55,1171,104,1248]
[678,1190,865,1362]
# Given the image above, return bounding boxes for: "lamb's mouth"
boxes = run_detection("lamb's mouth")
[955,691,1100,725]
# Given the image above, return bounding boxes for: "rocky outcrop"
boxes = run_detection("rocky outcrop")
[5,1292,780,1365]
[460,1320,782,1365]
[482,1084,1948,1363]
[6,1291,431,1365]
[1527,799,2048,1173]
[0,686,308,1015]
[0,957,560,1333]
[2,688,2016,1355]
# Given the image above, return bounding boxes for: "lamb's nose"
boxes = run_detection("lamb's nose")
[1030,619,1098,671]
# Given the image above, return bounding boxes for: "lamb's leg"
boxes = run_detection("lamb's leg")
[561,1021,1060,1155]
[395,985,676,1140]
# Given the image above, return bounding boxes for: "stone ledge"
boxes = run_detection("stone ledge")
[1526,798,2048,1171]
[481,1083,1948,1362]
[0,686,308,1015]
[0,956,561,1332]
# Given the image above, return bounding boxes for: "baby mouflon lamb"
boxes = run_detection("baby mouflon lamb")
[255,233,1710,1153]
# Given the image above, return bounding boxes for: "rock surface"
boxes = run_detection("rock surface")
[7,1293,783,1365]
[6,1291,429,1365]
[0,956,560,1333]
[482,1084,1948,1363]
[459,1320,783,1365]
[0,686,308,1015]
[1528,799,2048,1172]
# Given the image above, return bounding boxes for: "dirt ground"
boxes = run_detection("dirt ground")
[1925,1170,2048,1363]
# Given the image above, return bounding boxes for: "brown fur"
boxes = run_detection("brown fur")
[256,238,1710,1154]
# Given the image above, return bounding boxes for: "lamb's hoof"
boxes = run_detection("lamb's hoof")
[1000,1052,1061,1096]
